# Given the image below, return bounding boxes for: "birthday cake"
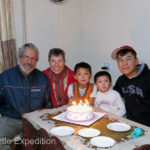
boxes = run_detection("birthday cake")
[65,105,95,122]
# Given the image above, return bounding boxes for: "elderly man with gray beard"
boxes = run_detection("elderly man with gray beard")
[0,43,52,150]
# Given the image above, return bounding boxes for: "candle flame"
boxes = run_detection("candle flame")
[85,99,89,105]
[72,101,76,105]
[79,100,82,104]
[78,103,81,106]
[71,99,89,106]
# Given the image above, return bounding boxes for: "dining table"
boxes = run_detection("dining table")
[22,105,150,150]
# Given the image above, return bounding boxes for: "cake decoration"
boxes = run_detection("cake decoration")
[65,99,95,122]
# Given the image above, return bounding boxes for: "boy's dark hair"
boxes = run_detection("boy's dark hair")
[117,49,137,59]
[94,71,111,83]
[48,48,65,61]
[74,62,92,74]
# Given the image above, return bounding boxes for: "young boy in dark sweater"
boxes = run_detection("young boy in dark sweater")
[111,45,150,126]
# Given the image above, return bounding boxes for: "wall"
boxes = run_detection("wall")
[14,0,84,71]
[14,0,150,84]
[13,0,25,49]
[84,0,150,84]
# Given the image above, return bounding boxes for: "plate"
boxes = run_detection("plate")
[90,136,115,147]
[78,128,100,138]
[50,126,75,136]
[107,122,131,132]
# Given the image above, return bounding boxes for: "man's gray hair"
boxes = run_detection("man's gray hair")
[18,43,39,61]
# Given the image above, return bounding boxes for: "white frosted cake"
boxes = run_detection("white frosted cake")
[65,105,95,122]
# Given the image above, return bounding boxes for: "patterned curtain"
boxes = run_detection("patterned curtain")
[0,0,17,72]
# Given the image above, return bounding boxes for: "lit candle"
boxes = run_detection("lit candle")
[85,99,89,105]
[72,101,76,105]
[79,100,82,105]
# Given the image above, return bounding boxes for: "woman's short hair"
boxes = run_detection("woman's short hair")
[48,48,65,61]
[18,43,39,61]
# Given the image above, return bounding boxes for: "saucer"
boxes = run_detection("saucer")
[50,126,75,136]
[107,122,131,132]
[90,136,116,147]
[78,128,100,138]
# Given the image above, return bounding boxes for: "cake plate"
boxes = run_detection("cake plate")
[52,111,106,126]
